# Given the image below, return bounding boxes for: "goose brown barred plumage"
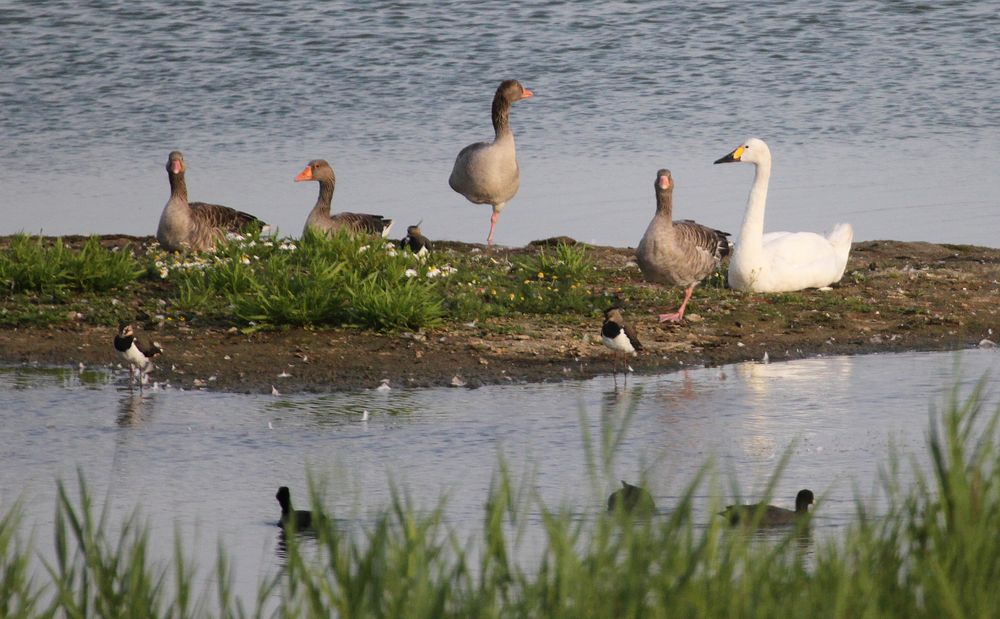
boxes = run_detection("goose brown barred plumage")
[294,159,393,238]
[720,489,815,526]
[636,169,731,323]
[156,151,266,252]
[448,79,534,245]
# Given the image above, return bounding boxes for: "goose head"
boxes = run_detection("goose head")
[166,150,185,176]
[655,168,673,191]
[714,137,770,166]
[497,79,534,103]
[295,159,334,183]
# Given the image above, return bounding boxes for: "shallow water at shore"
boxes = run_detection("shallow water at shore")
[1,348,997,601]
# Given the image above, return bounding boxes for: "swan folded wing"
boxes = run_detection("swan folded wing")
[762,231,848,288]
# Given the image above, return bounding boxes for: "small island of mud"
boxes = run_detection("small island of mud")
[0,236,997,393]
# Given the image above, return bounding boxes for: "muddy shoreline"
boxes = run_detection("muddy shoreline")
[1,238,997,393]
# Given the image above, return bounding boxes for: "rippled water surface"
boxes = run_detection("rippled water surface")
[1,1,997,245]
[1,349,997,602]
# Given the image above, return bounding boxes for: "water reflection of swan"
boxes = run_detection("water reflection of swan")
[735,355,854,400]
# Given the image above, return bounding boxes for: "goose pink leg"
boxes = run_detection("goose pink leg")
[658,285,695,323]
[487,211,500,245]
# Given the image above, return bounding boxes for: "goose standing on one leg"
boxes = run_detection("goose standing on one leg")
[156,151,267,252]
[714,138,853,292]
[602,307,642,386]
[294,159,393,237]
[636,169,731,323]
[449,79,534,245]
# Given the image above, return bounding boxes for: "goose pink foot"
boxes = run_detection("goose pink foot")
[658,285,695,323]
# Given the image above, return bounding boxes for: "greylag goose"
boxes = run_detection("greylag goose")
[636,169,731,323]
[448,79,534,245]
[156,151,266,252]
[714,137,853,292]
[113,323,162,385]
[607,480,656,515]
[602,306,642,384]
[275,486,313,529]
[399,222,431,255]
[720,489,814,526]
[295,159,393,238]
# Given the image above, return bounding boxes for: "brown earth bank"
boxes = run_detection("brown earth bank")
[1,237,998,393]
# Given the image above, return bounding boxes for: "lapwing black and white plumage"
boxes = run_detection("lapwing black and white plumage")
[399,222,431,256]
[113,323,163,386]
[602,307,642,385]
[275,486,313,530]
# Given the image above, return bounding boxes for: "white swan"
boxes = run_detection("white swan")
[714,138,853,292]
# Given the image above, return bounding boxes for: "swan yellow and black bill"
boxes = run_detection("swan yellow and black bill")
[714,145,745,164]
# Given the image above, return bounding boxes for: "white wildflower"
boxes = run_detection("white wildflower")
[358,245,370,253]
[426,267,442,278]
[278,241,297,251]
[158,266,169,279]
[240,255,251,265]
[405,268,418,278]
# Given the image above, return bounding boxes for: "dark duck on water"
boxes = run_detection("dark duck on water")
[275,486,313,530]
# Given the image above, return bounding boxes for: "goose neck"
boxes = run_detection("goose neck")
[314,177,335,215]
[655,189,674,218]
[168,172,188,203]
[491,95,512,139]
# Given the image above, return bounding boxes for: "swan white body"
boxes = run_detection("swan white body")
[715,138,853,292]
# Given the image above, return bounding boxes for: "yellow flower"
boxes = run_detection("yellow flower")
[537,271,544,279]
[509,293,515,300]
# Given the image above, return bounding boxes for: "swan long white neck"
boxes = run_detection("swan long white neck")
[734,156,771,262]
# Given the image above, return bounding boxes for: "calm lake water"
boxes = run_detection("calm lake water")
[1,349,997,602]
[1,1,998,246]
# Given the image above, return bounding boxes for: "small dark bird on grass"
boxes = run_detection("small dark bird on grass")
[275,486,313,530]
[607,480,656,515]
[399,222,431,256]
[602,307,642,385]
[719,489,815,526]
[113,323,162,386]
